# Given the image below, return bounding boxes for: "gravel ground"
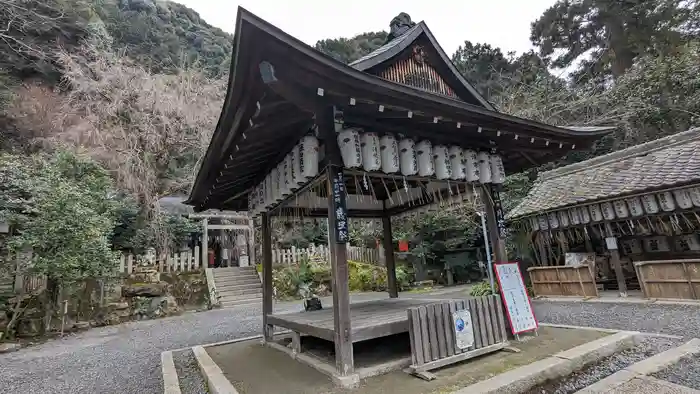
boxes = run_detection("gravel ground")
[652,353,700,390]
[532,300,700,338]
[525,336,684,394]
[172,349,207,394]
[1,294,698,394]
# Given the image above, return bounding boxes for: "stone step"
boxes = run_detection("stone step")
[212,272,259,280]
[216,282,262,291]
[212,266,257,273]
[214,276,260,286]
[219,298,261,308]
[218,287,262,297]
[219,291,262,300]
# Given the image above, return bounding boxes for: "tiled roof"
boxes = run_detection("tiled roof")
[508,128,700,219]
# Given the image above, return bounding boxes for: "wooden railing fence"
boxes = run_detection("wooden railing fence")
[119,246,203,274]
[269,245,383,266]
[407,296,509,375]
[635,259,700,300]
[528,264,598,298]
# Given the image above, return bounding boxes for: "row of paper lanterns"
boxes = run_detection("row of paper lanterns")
[337,127,506,184]
[247,127,509,216]
[527,187,700,231]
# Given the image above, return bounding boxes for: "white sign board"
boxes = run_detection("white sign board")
[495,263,538,334]
[452,309,475,349]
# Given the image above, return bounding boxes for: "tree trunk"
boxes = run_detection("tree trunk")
[603,13,635,79]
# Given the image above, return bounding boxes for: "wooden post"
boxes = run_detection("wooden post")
[261,212,274,341]
[480,186,507,264]
[320,105,354,376]
[326,166,354,375]
[202,219,209,269]
[382,213,398,298]
[248,216,256,267]
[604,223,627,297]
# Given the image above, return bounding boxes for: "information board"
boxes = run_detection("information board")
[452,309,475,349]
[331,170,349,244]
[494,262,538,334]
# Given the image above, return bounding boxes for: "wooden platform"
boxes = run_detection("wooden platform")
[267,298,444,343]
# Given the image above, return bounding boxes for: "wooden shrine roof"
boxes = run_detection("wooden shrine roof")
[186,7,613,212]
[348,22,493,108]
[508,128,700,219]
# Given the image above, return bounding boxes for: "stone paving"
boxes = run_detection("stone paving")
[1,289,699,394]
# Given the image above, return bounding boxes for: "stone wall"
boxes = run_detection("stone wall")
[3,267,210,338]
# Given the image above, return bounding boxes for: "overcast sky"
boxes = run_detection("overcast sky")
[177,0,556,56]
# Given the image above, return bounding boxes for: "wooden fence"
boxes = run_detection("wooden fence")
[270,245,382,266]
[119,246,203,274]
[635,259,700,300]
[528,264,598,298]
[407,296,509,374]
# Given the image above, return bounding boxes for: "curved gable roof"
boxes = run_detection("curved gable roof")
[349,22,494,109]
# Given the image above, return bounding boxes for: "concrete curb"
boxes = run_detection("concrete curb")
[192,345,239,394]
[451,331,638,394]
[540,323,684,339]
[161,351,182,394]
[574,338,700,393]
[535,296,700,307]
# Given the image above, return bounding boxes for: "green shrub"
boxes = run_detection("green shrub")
[470,281,499,297]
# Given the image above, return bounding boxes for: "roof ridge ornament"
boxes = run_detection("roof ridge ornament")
[386,12,416,43]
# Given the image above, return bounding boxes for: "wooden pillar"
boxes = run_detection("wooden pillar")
[247,215,256,267]
[319,105,353,376]
[261,212,274,341]
[382,214,398,298]
[480,186,507,264]
[604,223,627,297]
[201,219,209,268]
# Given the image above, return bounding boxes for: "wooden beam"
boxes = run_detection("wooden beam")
[481,186,507,264]
[382,211,398,298]
[206,224,251,231]
[604,223,628,297]
[202,219,209,268]
[319,104,354,376]
[261,212,274,341]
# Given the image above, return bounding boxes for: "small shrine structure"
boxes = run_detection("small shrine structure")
[509,128,700,301]
[186,7,612,381]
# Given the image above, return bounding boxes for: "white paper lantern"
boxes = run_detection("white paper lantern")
[529,217,539,231]
[538,216,549,230]
[626,197,644,216]
[570,208,581,225]
[613,200,629,218]
[416,140,435,177]
[547,212,559,228]
[463,149,480,182]
[258,182,266,210]
[580,206,591,223]
[673,189,693,209]
[657,192,675,211]
[399,138,418,176]
[264,173,274,207]
[558,211,570,227]
[448,146,465,180]
[271,167,281,202]
[433,145,451,180]
[278,161,290,199]
[476,152,492,184]
[689,187,700,207]
[601,202,615,220]
[284,153,296,192]
[380,134,400,174]
[641,194,659,214]
[589,204,603,222]
[360,132,381,172]
[300,135,319,180]
[338,128,362,168]
[490,154,506,184]
[291,144,304,186]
